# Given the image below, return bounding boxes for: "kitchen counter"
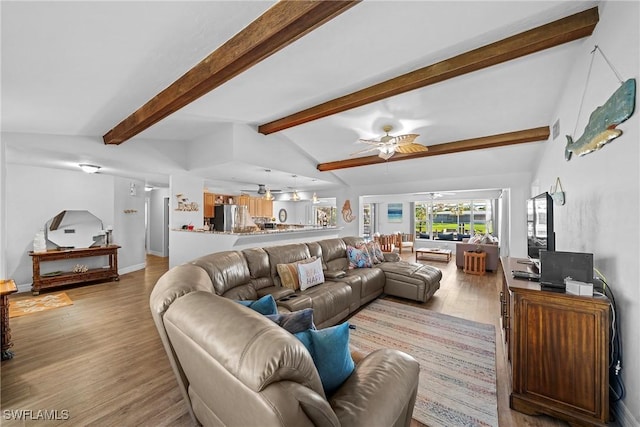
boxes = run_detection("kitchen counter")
[169,226,341,268]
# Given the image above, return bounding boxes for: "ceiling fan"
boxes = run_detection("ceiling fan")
[351,125,428,160]
[413,191,456,199]
[241,170,281,200]
[241,184,282,195]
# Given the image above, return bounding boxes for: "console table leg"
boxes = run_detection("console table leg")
[1,280,18,360]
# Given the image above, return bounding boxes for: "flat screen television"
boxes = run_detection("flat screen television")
[527,192,555,259]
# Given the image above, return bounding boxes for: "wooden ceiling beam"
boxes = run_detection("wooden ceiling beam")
[259,7,598,135]
[103,1,360,145]
[317,126,550,172]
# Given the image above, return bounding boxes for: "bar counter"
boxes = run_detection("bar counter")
[169,226,341,268]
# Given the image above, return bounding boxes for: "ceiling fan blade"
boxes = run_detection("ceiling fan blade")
[390,134,420,145]
[350,146,380,156]
[357,138,386,146]
[395,143,428,154]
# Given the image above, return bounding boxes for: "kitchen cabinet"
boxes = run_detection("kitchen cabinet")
[204,193,215,218]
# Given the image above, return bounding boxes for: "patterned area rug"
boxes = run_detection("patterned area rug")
[349,299,498,427]
[9,292,73,318]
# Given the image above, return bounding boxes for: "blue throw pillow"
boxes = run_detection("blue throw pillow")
[294,322,355,395]
[346,244,373,269]
[265,308,315,334]
[236,294,278,315]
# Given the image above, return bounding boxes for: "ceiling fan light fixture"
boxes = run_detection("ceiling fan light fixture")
[264,189,274,201]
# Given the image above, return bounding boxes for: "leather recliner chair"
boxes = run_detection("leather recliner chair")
[150,268,420,427]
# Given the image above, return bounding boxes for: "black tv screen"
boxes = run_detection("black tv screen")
[527,192,555,259]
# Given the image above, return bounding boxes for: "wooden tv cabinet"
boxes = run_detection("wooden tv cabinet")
[29,245,120,295]
[500,257,610,426]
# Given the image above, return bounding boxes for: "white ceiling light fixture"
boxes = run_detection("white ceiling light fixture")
[351,125,428,160]
[291,175,300,201]
[79,163,101,174]
[264,188,274,201]
[312,192,319,203]
[263,169,275,200]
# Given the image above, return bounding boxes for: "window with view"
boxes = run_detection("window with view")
[313,206,337,227]
[415,199,495,240]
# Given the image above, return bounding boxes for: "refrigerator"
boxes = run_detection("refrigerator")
[212,204,238,232]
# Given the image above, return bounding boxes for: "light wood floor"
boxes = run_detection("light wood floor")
[1,253,568,426]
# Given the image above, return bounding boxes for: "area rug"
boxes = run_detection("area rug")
[9,292,73,318]
[348,299,498,427]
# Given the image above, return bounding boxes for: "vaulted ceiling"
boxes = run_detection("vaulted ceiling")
[2,1,600,194]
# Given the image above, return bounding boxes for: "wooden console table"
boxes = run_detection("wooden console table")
[500,257,610,426]
[1,279,18,360]
[29,245,120,295]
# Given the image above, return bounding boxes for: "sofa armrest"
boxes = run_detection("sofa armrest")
[257,286,295,300]
[330,349,419,427]
[383,252,401,262]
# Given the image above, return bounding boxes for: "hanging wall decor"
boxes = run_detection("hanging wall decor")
[550,177,566,206]
[565,46,636,161]
[175,193,199,211]
[341,200,356,223]
[387,203,403,223]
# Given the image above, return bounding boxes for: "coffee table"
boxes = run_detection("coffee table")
[415,248,452,263]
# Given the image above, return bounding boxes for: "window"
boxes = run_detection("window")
[313,206,337,226]
[363,203,373,237]
[415,198,496,239]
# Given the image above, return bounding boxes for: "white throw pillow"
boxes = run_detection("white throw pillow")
[298,257,325,291]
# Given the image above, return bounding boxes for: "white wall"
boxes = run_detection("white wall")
[169,174,204,229]
[273,200,311,224]
[113,176,146,273]
[148,188,169,257]
[532,2,639,424]
[5,164,116,289]
[374,201,411,235]
[0,140,6,278]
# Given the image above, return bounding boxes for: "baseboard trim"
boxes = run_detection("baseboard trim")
[612,399,638,427]
[146,250,166,257]
[118,262,146,275]
[16,282,32,293]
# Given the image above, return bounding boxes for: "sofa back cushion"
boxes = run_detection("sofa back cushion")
[318,238,348,271]
[242,247,274,290]
[265,244,312,288]
[191,251,256,300]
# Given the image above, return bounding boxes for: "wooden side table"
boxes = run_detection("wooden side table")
[464,251,486,275]
[1,279,18,360]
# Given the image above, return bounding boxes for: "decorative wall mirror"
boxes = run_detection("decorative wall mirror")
[46,210,105,249]
[278,208,287,223]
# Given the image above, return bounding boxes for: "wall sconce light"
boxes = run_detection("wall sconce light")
[79,164,101,174]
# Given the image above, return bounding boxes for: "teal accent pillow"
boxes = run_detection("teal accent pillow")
[294,322,355,395]
[236,294,278,315]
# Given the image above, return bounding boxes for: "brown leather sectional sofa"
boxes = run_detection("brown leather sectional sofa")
[150,236,442,426]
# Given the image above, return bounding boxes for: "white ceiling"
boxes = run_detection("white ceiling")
[2,1,598,195]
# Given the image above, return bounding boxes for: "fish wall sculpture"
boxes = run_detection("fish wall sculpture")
[565,78,636,160]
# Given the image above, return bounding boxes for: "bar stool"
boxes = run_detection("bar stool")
[464,251,486,276]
